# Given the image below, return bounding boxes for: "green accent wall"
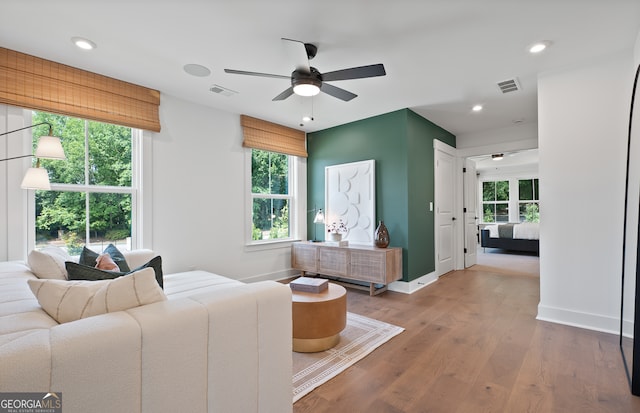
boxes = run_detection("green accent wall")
[307,108,455,282]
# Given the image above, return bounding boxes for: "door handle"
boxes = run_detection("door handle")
[452,217,456,221]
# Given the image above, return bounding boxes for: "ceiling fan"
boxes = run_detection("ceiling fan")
[224,38,386,102]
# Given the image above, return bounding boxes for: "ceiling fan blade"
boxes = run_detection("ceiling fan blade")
[224,69,290,80]
[321,64,386,82]
[320,83,357,101]
[281,38,311,73]
[272,87,295,101]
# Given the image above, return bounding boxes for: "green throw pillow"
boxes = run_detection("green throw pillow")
[66,255,163,289]
[78,244,130,272]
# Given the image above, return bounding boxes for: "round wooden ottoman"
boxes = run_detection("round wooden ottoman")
[291,283,347,353]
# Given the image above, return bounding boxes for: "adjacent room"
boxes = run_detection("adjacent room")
[2,1,640,412]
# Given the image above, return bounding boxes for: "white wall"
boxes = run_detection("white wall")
[456,121,538,158]
[0,105,34,261]
[149,95,306,280]
[537,51,634,333]
[621,31,640,336]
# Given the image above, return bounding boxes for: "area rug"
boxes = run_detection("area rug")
[292,312,404,403]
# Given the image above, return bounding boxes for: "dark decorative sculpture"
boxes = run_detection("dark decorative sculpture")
[374,221,389,248]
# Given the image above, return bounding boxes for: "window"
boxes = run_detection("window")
[32,111,139,254]
[518,178,539,222]
[482,180,509,222]
[250,149,293,242]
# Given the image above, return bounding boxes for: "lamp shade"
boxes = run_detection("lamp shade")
[21,167,51,190]
[313,209,325,224]
[35,136,66,160]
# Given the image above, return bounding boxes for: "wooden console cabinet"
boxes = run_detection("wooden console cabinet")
[291,241,402,296]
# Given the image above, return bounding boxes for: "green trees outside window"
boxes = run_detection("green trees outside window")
[251,149,291,241]
[481,178,539,223]
[482,180,509,222]
[518,178,539,222]
[32,111,135,253]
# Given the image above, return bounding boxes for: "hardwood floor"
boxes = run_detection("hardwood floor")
[292,250,640,413]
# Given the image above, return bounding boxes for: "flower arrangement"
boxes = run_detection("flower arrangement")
[327,220,347,234]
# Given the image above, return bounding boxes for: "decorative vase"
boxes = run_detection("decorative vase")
[328,232,342,242]
[374,221,389,248]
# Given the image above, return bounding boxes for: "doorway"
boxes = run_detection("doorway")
[465,149,540,271]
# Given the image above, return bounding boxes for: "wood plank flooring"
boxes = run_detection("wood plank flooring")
[292,250,640,413]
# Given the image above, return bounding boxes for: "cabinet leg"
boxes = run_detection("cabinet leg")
[370,283,388,296]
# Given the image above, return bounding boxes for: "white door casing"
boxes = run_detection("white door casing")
[434,141,456,276]
[463,158,478,268]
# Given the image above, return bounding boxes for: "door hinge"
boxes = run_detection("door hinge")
[463,167,467,173]
[464,248,468,253]
[463,207,467,213]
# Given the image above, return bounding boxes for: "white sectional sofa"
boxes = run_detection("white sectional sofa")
[0,249,293,413]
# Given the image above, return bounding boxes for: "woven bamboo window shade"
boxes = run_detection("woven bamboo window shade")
[241,114,307,157]
[0,47,161,132]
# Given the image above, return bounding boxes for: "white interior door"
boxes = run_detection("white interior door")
[463,159,478,267]
[435,142,455,276]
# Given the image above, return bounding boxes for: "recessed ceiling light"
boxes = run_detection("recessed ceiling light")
[183,64,211,77]
[492,154,504,161]
[472,105,483,112]
[529,40,552,54]
[71,37,96,50]
[302,116,313,122]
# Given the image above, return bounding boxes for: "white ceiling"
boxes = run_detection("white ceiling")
[2,1,639,136]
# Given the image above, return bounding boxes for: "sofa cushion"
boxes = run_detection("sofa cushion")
[65,256,164,288]
[0,311,58,335]
[163,270,242,299]
[27,247,72,280]
[27,267,166,324]
[120,249,155,269]
[79,244,130,272]
[95,253,119,271]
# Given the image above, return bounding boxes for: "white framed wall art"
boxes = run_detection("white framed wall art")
[325,159,375,245]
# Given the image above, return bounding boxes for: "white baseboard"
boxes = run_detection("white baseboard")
[536,303,621,336]
[388,271,438,294]
[622,318,634,339]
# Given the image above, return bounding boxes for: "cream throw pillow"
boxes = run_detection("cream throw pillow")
[28,267,167,324]
[27,247,73,280]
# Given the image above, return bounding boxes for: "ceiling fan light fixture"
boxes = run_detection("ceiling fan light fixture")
[293,83,320,97]
[292,69,322,97]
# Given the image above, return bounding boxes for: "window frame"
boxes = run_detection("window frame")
[244,148,300,247]
[26,112,143,253]
[518,178,540,222]
[479,175,539,223]
[481,180,510,223]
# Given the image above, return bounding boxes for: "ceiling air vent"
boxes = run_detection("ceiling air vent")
[497,78,521,94]
[209,84,238,97]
